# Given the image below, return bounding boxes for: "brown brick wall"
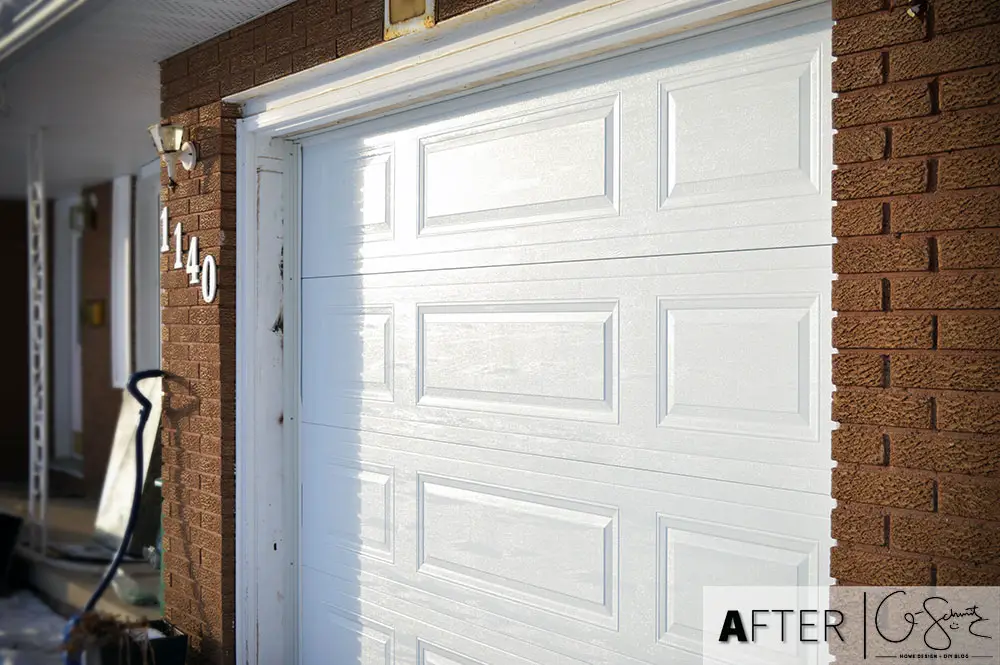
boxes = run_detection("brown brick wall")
[158,1,498,663]
[831,0,1000,586]
[156,100,238,665]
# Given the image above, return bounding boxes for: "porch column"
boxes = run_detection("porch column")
[26,129,48,555]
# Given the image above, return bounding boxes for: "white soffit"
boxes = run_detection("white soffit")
[0,0,295,198]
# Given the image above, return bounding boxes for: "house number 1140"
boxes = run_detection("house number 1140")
[161,207,218,304]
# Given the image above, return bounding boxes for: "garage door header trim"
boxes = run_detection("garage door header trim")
[233,0,828,137]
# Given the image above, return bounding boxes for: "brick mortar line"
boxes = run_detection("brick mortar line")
[834,307,1000,313]
[838,423,1000,437]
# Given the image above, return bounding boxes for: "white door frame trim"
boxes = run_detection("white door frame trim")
[233,1,832,663]
[110,174,133,389]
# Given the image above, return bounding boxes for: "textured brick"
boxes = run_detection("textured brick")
[891,352,1000,390]
[162,270,192,290]
[163,92,192,118]
[162,76,194,105]
[937,561,1000,585]
[163,343,189,362]
[257,7,295,46]
[891,190,1000,232]
[218,31,256,62]
[255,55,293,85]
[939,476,1000,521]
[834,352,885,386]
[834,235,929,273]
[833,465,934,509]
[833,277,884,311]
[352,0,382,26]
[267,32,308,61]
[185,451,223,476]
[893,107,1000,157]
[891,272,1000,309]
[937,392,1000,434]
[940,66,1000,111]
[833,388,933,428]
[161,54,188,84]
[833,199,884,236]
[833,314,934,348]
[833,51,884,91]
[188,62,227,91]
[833,425,887,465]
[934,0,1000,33]
[199,436,235,461]
[189,82,222,109]
[306,12,352,45]
[229,46,264,74]
[834,126,886,163]
[336,20,382,56]
[188,45,220,74]
[169,325,200,343]
[191,379,223,400]
[165,198,189,218]
[831,545,933,585]
[890,432,1000,475]
[889,23,1000,81]
[891,513,1000,563]
[163,359,197,378]
[198,209,237,231]
[939,230,1000,269]
[293,0,335,30]
[189,192,224,215]
[833,81,932,127]
[833,0,883,19]
[221,68,255,97]
[293,41,338,72]
[833,161,927,199]
[833,8,926,55]
[201,171,238,195]
[939,146,1000,190]
[939,313,1000,350]
[832,503,887,545]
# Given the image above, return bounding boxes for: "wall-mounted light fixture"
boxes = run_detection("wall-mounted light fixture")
[148,122,197,190]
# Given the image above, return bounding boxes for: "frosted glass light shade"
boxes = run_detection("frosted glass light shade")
[148,123,185,153]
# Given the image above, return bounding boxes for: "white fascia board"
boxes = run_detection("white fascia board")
[231,0,822,137]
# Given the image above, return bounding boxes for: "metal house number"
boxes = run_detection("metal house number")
[160,207,218,304]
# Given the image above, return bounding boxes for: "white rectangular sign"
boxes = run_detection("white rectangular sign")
[703,586,1000,665]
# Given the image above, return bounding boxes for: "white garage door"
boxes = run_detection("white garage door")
[298,7,833,665]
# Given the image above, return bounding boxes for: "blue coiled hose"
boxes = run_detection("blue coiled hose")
[62,369,165,665]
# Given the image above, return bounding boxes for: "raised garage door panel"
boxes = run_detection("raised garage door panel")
[298,9,833,665]
[300,14,832,278]
[301,248,833,488]
[300,428,830,665]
